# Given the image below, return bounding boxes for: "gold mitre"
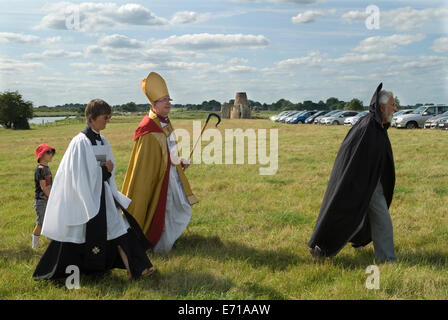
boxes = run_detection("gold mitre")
[141,72,170,106]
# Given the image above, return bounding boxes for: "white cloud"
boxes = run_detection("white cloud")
[341,10,368,23]
[400,55,448,71]
[86,61,215,76]
[0,32,40,44]
[220,65,257,73]
[23,49,84,60]
[46,36,62,44]
[70,62,95,68]
[432,37,448,53]
[152,33,270,51]
[163,61,213,71]
[170,11,210,24]
[331,53,390,65]
[87,63,157,76]
[354,34,426,53]
[341,7,448,31]
[0,57,44,73]
[36,2,168,31]
[291,10,324,24]
[0,33,64,47]
[98,34,145,48]
[383,7,448,32]
[276,51,324,67]
[235,0,316,4]
[85,43,204,62]
[228,57,249,65]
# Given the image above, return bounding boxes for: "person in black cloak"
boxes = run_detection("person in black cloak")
[308,83,398,262]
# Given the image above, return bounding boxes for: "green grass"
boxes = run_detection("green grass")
[0,117,447,299]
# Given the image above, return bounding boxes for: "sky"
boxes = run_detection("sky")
[0,0,447,107]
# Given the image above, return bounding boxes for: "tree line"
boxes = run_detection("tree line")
[0,90,433,130]
[35,97,404,113]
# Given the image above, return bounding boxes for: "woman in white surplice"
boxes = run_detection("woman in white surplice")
[33,99,154,280]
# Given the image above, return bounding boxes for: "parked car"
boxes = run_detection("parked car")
[317,110,341,124]
[395,105,448,129]
[438,118,448,130]
[270,111,291,121]
[323,111,359,125]
[430,114,448,129]
[275,111,296,122]
[344,111,368,126]
[424,111,448,129]
[282,111,304,123]
[288,110,318,124]
[305,110,329,124]
[391,109,414,127]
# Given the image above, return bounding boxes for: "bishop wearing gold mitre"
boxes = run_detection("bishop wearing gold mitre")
[122,72,198,253]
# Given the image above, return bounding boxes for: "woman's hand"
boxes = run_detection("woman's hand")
[181,158,190,170]
[101,160,114,173]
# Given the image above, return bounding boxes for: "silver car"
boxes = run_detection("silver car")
[270,111,290,121]
[323,111,359,125]
[431,115,448,129]
[316,110,341,124]
[344,111,368,126]
[438,118,448,130]
[275,111,296,122]
[391,109,413,127]
[424,111,448,129]
[395,105,448,129]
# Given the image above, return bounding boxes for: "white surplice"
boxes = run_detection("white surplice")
[41,133,131,243]
[153,122,192,253]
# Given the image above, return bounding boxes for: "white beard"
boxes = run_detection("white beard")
[386,113,393,123]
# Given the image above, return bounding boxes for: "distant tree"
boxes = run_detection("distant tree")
[121,102,138,112]
[77,106,85,115]
[273,99,294,110]
[394,96,400,109]
[344,98,364,111]
[201,99,221,111]
[325,97,340,109]
[0,91,33,129]
[302,100,315,110]
[248,100,262,110]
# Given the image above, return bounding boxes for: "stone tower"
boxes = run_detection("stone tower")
[230,92,251,119]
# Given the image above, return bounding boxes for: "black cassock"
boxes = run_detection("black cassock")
[33,126,153,280]
[308,83,395,257]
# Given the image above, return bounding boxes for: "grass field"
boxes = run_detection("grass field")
[0,115,447,299]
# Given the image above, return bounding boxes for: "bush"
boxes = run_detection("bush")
[0,91,33,130]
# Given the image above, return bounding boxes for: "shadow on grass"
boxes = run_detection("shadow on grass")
[172,234,304,271]
[396,250,448,268]
[0,246,40,262]
[77,269,235,299]
[321,246,448,270]
[239,281,286,300]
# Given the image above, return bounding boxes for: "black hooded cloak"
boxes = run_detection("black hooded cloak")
[308,83,395,257]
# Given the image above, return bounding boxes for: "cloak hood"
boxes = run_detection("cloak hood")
[369,82,385,127]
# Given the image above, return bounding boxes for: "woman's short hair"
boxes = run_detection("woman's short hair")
[85,99,111,122]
